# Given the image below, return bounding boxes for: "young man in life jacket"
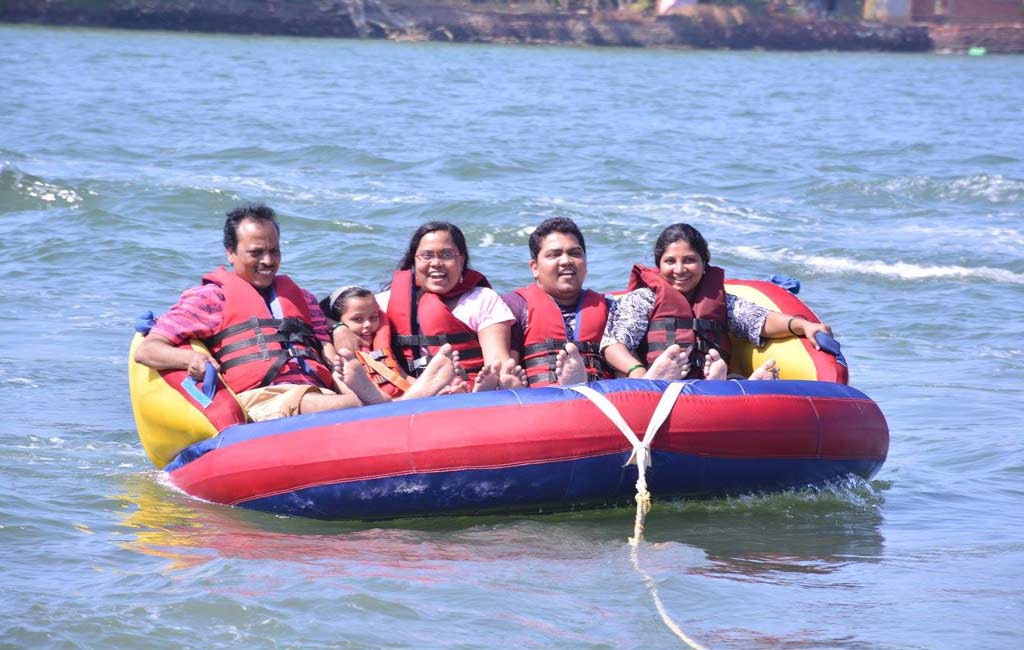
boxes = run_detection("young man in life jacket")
[500,218,654,386]
[504,217,693,385]
[134,203,380,421]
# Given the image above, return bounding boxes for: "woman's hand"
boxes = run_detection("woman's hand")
[763,312,833,350]
[797,319,833,350]
[602,342,647,378]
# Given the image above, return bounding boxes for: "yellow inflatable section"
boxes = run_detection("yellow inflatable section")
[724,283,820,381]
[128,334,237,468]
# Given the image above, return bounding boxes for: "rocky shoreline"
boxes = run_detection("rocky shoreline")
[0,0,966,53]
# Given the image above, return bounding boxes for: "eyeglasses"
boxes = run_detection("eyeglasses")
[415,249,460,262]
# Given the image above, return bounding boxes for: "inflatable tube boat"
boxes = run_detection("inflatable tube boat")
[129,279,887,520]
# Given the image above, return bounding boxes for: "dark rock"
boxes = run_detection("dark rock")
[0,1,933,52]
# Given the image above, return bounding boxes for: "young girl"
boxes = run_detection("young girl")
[320,286,489,403]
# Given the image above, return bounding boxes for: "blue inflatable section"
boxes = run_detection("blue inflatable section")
[239,450,881,520]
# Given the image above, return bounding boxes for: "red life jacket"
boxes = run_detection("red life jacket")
[356,312,409,398]
[626,264,731,379]
[201,267,334,393]
[386,268,489,382]
[513,283,610,387]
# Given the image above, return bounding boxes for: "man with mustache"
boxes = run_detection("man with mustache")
[135,203,366,421]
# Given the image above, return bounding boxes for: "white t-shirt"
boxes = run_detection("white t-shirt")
[376,286,514,332]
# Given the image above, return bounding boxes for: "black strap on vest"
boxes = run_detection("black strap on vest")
[646,316,729,376]
[205,317,326,388]
[648,318,727,354]
[206,318,281,346]
[397,284,486,378]
[394,332,475,348]
[521,338,601,358]
[521,339,607,386]
[406,346,483,375]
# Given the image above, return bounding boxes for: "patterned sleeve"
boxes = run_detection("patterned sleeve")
[600,288,655,353]
[302,289,331,342]
[726,293,769,346]
[149,284,224,345]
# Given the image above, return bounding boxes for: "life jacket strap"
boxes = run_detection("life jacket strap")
[394,332,474,347]
[218,345,322,373]
[526,370,559,386]
[408,347,483,376]
[206,317,286,346]
[521,341,608,386]
[648,317,727,353]
[208,316,327,388]
[521,339,601,357]
[648,317,723,334]
[521,356,555,370]
[206,317,317,347]
[356,350,412,393]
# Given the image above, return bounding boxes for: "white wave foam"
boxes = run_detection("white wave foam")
[731,245,1024,285]
[2,162,83,206]
[945,174,1024,204]
[531,193,778,235]
[895,223,1024,249]
[870,174,1024,204]
[197,175,426,206]
[2,377,39,388]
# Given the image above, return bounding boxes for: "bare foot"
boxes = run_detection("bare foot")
[556,342,588,386]
[451,350,469,382]
[498,357,528,389]
[438,376,469,395]
[645,344,687,381]
[702,348,728,380]
[402,344,457,399]
[749,358,780,380]
[472,362,501,392]
[334,348,388,405]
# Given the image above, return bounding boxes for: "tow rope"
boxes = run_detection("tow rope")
[569,382,708,650]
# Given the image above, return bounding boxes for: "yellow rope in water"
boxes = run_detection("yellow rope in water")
[629,455,708,650]
[566,384,708,649]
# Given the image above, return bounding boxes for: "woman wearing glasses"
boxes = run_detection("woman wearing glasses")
[378,221,525,390]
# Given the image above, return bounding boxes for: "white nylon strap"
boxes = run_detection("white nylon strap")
[570,382,686,467]
[572,382,708,650]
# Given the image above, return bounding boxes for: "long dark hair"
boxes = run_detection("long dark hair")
[653,223,710,267]
[397,221,471,271]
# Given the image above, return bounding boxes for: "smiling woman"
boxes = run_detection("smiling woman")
[378,221,525,390]
[601,222,833,381]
